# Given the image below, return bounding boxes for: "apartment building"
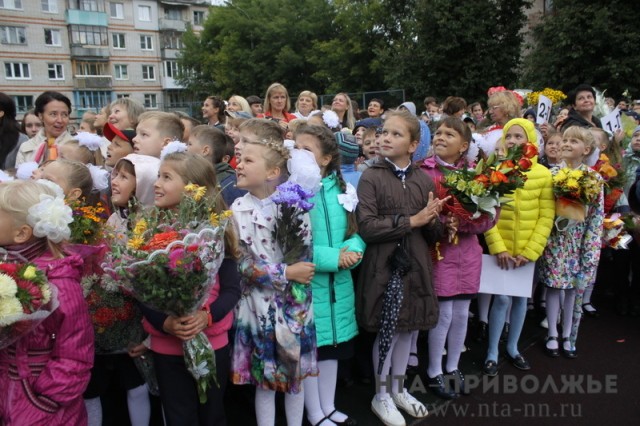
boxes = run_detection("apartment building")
[0,0,213,118]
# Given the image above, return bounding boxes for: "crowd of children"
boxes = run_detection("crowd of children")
[0,81,639,426]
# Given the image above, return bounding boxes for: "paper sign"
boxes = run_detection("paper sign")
[479,254,535,298]
[601,108,622,133]
[536,94,552,124]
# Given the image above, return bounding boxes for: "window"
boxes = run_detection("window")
[44,29,61,46]
[41,0,58,13]
[138,5,151,21]
[116,93,129,99]
[13,95,33,113]
[76,90,111,109]
[162,33,183,50]
[164,60,179,78]
[141,65,155,81]
[4,62,30,79]
[166,90,187,108]
[109,2,123,19]
[69,0,103,12]
[112,33,125,48]
[76,61,107,76]
[114,64,127,80]
[70,25,108,46]
[48,63,64,80]
[0,26,26,45]
[140,35,153,50]
[0,0,23,10]
[193,10,204,26]
[144,94,157,109]
[164,7,181,20]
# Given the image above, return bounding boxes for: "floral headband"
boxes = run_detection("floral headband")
[26,192,73,243]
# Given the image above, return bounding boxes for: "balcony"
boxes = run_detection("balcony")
[70,45,109,58]
[162,76,183,90]
[66,9,108,26]
[74,76,113,89]
[159,18,188,32]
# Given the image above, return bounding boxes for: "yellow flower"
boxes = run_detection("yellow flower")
[568,170,583,180]
[566,178,579,190]
[127,236,145,250]
[185,183,207,201]
[209,212,220,227]
[221,210,233,219]
[22,265,37,280]
[132,219,147,237]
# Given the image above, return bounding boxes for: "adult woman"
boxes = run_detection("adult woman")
[260,83,296,123]
[108,98,144,131]
[293,90,320,119]
[202,95,226,130]
[561,84,603,131]
[20,109,43,139]
[331,92,356,130]
[476,89,521,157]
[15,91,74,166]
[0,93,28,169]
[93,105,110,136]
[227,95,252,115]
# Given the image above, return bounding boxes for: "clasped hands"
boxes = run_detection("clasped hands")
[495,251,529,270]
[410,192,451,228]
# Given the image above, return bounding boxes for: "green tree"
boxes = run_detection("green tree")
[522,0,640,99]
[177,0,335,98]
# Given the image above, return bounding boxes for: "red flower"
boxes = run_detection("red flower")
[490,170,509,184]
[0,263,19,277]
[518,158,532,170]
[16,280,44,312]
[522,143,538,159]
[93,307,117,328]
[142,231,180,251]
[474,174,490,187]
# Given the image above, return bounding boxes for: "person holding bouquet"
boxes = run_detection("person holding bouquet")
[420,118,498,398]
[540,127,604,358]
[0,180,94,425]
[230,120,317,426]
[483,118,555,376]
[136,152,240,426]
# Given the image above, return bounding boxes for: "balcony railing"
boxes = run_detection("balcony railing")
[159,18,188,32]
[70,45,109,58]
[74,75,112,89]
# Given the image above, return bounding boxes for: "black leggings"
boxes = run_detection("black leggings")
[153,344,230,426]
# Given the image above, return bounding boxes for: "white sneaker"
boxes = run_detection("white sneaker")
[371,395,406,426]
[392,389,429,418]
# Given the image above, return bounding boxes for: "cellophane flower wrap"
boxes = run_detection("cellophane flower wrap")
[552,166,602,230]
[271,181,315,303]
[0,253,59,349]
[102,183,232,404]
[438,142,537,223]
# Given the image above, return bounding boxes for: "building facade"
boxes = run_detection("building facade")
[0,0,212,118]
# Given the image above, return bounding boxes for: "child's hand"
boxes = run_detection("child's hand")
[410,192,450,228]
[163,313,207,341]
[338,247,362,269]
[128,343,148,358]
[513,255,530,268]
[286,262,315,284]
[495,251,515,270]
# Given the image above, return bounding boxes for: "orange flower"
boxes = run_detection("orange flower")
[490,170,509,184]
[474,174,490,187]
[522,143,538,159]
[498,160,515,171]
[142,231,181,251]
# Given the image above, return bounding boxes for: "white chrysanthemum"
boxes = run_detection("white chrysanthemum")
[27,194,73,243]
[160,141,187,159]
[0,273,18,299]
[40,283,52,304]
[0,298,24,325]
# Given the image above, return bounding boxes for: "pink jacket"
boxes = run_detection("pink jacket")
[420,157,497,297]
[142,277,234,355]
[0,253,94,426]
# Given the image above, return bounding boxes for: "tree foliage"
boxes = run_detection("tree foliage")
[522,0,640,99]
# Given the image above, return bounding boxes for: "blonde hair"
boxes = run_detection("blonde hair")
[263,83,291,114]
[228,95,252,114]
[0,180,66,257]
[287,118,306,135]
[332,92,356,129]
[161,152,239,258]
[487,91,521,121]
[138,111,185,141]
[295,90,318,111]
[238,118,285,142]
[563,126,597,155]
[110,98,145,129]
[52,159,94,200]
[62,139,105,166]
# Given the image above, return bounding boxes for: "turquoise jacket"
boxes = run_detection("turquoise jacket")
[310,173,366,347]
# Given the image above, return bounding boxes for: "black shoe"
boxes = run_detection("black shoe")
[446,369,470,395]
[476,321,488,342]
[582,303,599,318]
[483,360,498,377]
[327,410,357,426]
[561,338,577,359]
[505,353,531,370]
[544,336,560,358]
[427,374,458,399]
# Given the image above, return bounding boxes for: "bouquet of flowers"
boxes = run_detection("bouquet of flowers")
[592,154,627,213]
[438,142,538,223]
[602,213,632,249]
[67,199,109,245]
[552,167,602,230]
[526,88,567,107]
[102,183,231,404]
[0,258,58,349]
[271,180,314,302]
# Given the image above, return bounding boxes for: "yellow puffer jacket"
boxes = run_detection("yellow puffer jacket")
[485,161,555,260]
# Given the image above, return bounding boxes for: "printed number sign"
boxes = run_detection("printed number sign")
[601,108,622,133]
[536,95,552,125]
